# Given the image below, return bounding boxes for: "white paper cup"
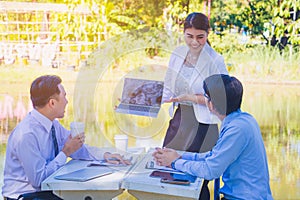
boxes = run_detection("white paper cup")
[70,122,85,137]
[114,134,128,152]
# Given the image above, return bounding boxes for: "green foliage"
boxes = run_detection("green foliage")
[273,0,300,45]
[207,28,300,79]
[210,0,300,46]
[1,0,299,58]
[209,31,247,56]
[1,0,299,43]
[87,27,178,71]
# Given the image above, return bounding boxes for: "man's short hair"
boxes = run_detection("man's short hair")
[30,75,62,108]
[203,74,243,115]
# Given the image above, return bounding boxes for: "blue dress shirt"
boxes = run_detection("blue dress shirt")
[2,109,101,199]
[174,109,273,200]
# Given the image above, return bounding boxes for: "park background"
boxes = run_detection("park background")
[0,0,299,199]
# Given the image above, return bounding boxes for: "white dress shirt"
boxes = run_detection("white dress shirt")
[2,109,103,199]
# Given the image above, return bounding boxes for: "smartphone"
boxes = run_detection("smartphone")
[149,170,196,184]
[160,177,190,185]
[149,170,173,179]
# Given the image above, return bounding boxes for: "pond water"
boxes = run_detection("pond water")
[0,80,299,199]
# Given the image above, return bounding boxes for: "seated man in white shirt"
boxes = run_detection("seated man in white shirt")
[2,75,130,200]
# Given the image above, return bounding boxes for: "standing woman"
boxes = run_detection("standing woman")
[162,12,228,199]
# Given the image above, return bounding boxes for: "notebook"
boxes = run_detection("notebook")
[54,167,113,182]
[115,78,164,118]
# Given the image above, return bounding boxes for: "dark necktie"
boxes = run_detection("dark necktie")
[51,125,59,156]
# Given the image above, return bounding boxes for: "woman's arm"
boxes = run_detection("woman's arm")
[164,93,206,105]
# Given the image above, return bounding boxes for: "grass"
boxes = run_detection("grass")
[209,32,300,82]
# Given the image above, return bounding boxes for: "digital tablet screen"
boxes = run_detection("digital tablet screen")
[55,167,113,182]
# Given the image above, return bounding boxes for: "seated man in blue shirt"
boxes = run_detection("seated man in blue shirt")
[153,74,273,200]
[2,75,130,200]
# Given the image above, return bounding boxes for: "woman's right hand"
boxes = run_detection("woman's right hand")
[164,94,196,103]
[113,98,121,110]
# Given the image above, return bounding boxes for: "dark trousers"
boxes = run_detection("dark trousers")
[199,180,210,200]
[163,105,219,153]
[163,105,219,200]
[5,191,63,200]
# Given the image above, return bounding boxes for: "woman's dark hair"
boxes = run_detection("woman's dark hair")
[203,74,243,115]
[184,12,210,33]
[30,75,62,108]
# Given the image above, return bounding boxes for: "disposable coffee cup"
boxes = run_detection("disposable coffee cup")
[70,122,85,138]
[114,134,128,152]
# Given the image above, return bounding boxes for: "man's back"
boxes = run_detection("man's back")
[219,110,273,200]
[2,111,54,198]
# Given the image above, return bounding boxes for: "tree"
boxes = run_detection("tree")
[273,0,300,45]
[236,0,299,46]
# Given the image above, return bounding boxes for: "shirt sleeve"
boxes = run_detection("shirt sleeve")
[56,123,100,160]
[181,151,208,161]
[209,54,228,75]
[215,55,228,74]
[17,132,67,188]
[70,144,104,160]
[174,125,247,180]
[162,53,177,103]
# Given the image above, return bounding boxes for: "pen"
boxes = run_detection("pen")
[108,157,121,161]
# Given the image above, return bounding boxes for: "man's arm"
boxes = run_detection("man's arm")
[174,126,247,180]
[153,148,210,168]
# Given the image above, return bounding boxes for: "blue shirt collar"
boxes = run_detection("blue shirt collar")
[30,109,53,133]
[221,109,242,129]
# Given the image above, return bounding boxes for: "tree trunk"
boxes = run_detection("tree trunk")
[208,0,211,20]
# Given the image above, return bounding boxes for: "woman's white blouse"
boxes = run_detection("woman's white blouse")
[162,43,228,124]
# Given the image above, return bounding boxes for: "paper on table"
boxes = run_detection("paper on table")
[87,156,133,167]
